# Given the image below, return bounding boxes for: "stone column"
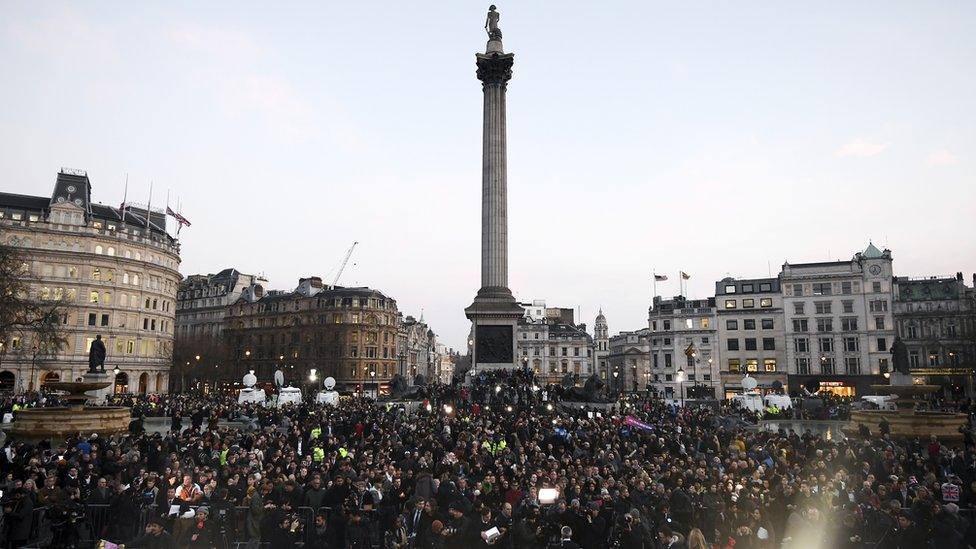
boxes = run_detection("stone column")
[477,51,514,291]
[465,35,524,372]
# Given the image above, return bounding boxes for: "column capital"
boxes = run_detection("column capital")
[476,52,514,86]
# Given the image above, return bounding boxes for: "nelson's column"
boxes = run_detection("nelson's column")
[465,5,524,371]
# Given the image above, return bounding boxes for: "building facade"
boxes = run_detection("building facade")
[648,296,721,399]
[782,244,894,396]
[893,273,976,397]
[516,302,594,385]
[714,277,788,398]
[223,279,399,395]
[397,314,438,382]
[608,328,650,393]
[176,269,267,341]
[648,296,720,400]
[0,169,180,394]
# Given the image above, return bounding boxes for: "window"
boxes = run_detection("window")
[844,337,859,352]
[727,339,739,351]
[107,247,115,256]
[701,318,710,329]
[664,353,672,368]
[744,319,756,330]
[726,320,738,330]
[91,268,101,281]
[759,283,772,292]
[761,318,774,329]
[746,359,759,372]
[906,324,918,338]
[143,318,149,330]
[94,245,103,254]
[869,300,888,312]
[744,338,757,351]
[815,301,832,314]
[762,338,776,351]
[100,314,109,327]
[877,338,887,352]
[760,298,772,308]
[685,319,693,329]
[792,319,809,332]
[872,281,882,293]
[725,300,737,309]
[127,341,134,354]
[841,281,852,295]
[88,313,97,326]
[947,323,957,337]
[819,337,834,352]
[764,359,777,372]
[573,347,580,357]
[663,320,671,330]
[796,357,810,374]
[812,283,832,296]
[792,284,803,296]
[845,356,860,374]
[795,337,809,353]
[728,359,741,373]
[725,285,736,293]
[841,317,858,331]
[742,284,754,293]
[821,357,835,374]
[793,302,805,315]
[816,318,833,332]
[842,300,854,313]
[929,352,939,366]
[743,299,755,308]
[89,291,99,304]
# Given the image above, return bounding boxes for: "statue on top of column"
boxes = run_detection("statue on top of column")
[485,5,502,40]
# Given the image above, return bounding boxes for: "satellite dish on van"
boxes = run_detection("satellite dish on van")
[741,375,758,391]
[324,377,336,391]
[274,369,284,388]
[242,372,257,388]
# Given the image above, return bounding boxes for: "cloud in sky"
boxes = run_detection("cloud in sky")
[927,150,958,166]
[836,138,888,158]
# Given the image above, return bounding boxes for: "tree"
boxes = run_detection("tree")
[0,243,67,355]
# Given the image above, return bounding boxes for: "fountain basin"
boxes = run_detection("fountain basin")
[846,409,967,440]
[8,406,131,440]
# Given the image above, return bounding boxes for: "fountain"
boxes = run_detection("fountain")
[845,338,967,440]
[8,380,130,441]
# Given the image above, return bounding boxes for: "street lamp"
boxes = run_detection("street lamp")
[612,370,619,394]
[676,367,686,405]
[28,345,38,392]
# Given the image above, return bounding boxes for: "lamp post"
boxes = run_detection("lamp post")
[676,367,686,406]
[113,366,121,394]
[612,369,619,395]
[28,345,38,392]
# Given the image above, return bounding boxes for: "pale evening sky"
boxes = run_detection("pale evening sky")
[1,2,974,348]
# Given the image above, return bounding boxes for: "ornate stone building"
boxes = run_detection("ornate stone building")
[0,169,180,394]
[782,243,894,396]
[223,278,399,395]
[397,314,438,382]
[608,328,650,393]
[516,302,594,385]
[647,295,720,400]
[893,273,976,397]
[177,268,267,341]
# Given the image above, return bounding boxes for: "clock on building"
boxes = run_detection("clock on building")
[869,265,882,275]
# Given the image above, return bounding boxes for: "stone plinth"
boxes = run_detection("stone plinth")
[83,371,114,403]
[9,406,130,441]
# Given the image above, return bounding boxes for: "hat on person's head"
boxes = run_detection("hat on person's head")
[888,475,899,482]
[944,503,959,515]
[196,506,209,516]
[600,488,610,497]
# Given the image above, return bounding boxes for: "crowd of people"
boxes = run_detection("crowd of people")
[1,370,975,548]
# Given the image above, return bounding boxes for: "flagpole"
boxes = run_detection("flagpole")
[120,173,128,223]
[652,270,657,299]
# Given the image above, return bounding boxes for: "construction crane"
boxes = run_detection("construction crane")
[331,241,358,289]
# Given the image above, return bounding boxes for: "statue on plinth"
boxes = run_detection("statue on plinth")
[890,336,910,375]
[88,335,106,373]
[485,5,502,40]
